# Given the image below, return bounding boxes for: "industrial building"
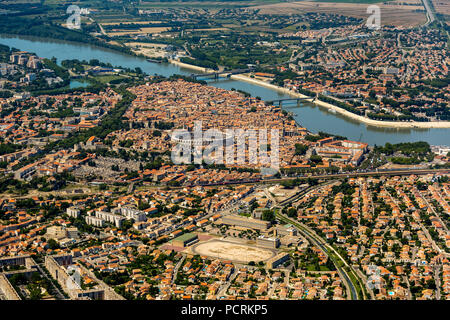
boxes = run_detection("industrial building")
[221,214,271,231]
[266,252,290,269]
[172,233,198,247]
[256,235,280,249]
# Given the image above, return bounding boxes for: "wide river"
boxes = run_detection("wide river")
[1,35,449,146]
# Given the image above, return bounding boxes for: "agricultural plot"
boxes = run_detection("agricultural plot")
[251,1,427,27]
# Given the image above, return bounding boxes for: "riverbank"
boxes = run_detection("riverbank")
[128,51,450,129]
[229,74,450,129]
[2,34,449,145]
[169,59,215,73]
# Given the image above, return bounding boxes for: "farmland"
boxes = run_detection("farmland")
[251,0,427,27]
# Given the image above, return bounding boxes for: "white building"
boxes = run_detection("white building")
[85,216,105,227]
[66,207,81,218]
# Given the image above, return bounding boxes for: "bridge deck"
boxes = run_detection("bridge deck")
[191,68,255,79]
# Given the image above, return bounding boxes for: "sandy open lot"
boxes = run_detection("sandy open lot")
[250,1,427,27]
[125,42,170,58]
[193,240,275,263]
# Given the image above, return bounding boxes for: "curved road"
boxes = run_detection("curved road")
[276,212,360,300]
[422,0,436,26]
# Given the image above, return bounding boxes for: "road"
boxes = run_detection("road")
[404,275,413,300]
[217,267,238,298]
[89,17,107,36]
[172,255,185,284]
[434,264,441,300]
[422,0,436,26]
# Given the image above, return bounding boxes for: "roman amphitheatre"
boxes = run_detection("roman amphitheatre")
[192,240,276,263]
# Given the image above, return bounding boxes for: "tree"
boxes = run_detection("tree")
[309,155,322,164]
[307,177,318,186]
[47,239,60,250]
[138,200,150,211]
[28,284,43,300]
[294,143,308,156]
[262,210,275,222]
[287,207,297,218]
[325,257,336,271]
[250,202,259,212]
[120,219,134,231]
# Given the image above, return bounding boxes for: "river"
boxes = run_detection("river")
[1,34,448,146]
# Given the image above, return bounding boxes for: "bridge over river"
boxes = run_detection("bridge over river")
[266,97,317,107]
[190,67,255,80]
